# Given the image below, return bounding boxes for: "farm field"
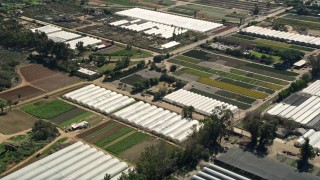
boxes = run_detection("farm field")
[189,88,252,110]
[250,51,282,63]
[21,99,75,119]
[77,120,162,163]
[106,0,175,8]
[120,74,147,86]
[0,110,36,134]
[50,108,93,127]
[274,17,320,30]
[284,14,320,23]
[0,85,45,102]
[93,47,152,59]
[167,4,246,23]
[20,64,80,91]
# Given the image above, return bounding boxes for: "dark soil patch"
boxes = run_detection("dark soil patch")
[0,85,45,102]
[50,108,87,125]
[76,120,114,139]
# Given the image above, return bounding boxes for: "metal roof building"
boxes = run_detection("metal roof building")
[2,142,129,180]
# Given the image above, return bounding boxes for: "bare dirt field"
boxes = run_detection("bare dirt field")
[0,110,36,134]
[20,64,80,91]
[31,73,80,91]
[0,85,45,102]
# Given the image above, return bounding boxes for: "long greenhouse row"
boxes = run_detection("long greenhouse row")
[241,26,320,47]
[267,94,320,127]
[115,8,222,32]
[192,163,251,180]
[63,84,201,142]
[302,80,320,97]
[2,142,130,180]
[112,101,201,143]
[296,129,320,150]
[163,89,238,116]
[31,25,102,49]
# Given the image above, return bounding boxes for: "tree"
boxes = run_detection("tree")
[119,169,146,180]
[244,110,263,146]
[104,174,111,180]
[7,99,12,111]
[257,121,277,150]
[32,120,59,141]
[252,4,260,15]
[76,41,86,55]
[222,19,226,25]
[17,94,21,102]
[170,65,177,72]
[309,54,320,78]
[182,106,194,119]
[212,106,234,140]
[0,99,6,115]
[299,138,315,167]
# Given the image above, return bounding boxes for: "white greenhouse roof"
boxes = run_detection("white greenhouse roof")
[163,89,238,116]
[296,129,320,150]
[293,60,306,67]
[47,30,81,42]
[63,85,201,142]
[31,25,62,34]
[192,163,250,180]
[267,95,320,125]
[2,142,129,180]
[242,26,320,46]
[115,8,222,32]
[66,37,102,49]
[303,80,320,97]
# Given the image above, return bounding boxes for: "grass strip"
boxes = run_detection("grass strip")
[95,127,133,148]
[106,132,148,154]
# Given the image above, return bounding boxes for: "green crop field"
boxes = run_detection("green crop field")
[21,100,75,119]
[120,74,147,86]
[275,17,320,29]
[189,88,252,110]
[250,51,282,63]
[232,34,257,40]
[246,63,299,76]
[106,132,149,154]
[95,127,133,148]
[198,78,268,99]
[175,55,201,64]
[59,111,92,127]
[170,59,283,90]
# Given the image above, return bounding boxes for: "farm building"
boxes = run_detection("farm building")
[293,60,307,69]
[77,68,99,80]
[192,163,250,180]
[163,89,238,116]
[302,80,320,96]
[2,142,130,180]
[31,25,62,34]
[47,31,81,42]
[241,26,320,47]
[63,85,201,142]
[115,8,223,33]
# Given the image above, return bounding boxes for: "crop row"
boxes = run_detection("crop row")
[218,78,275,94]
[215,90,256,104]
[189,88,252,110]
[106,132,149,154]
[230,69,289,85]
[95,127,133,148]
[198,78,268,99]
[175,55,201,64]
[84,123,118,140]
[231,34,256,40]
[169,59,283,90]
[21,100,75,119]
[246,63,299,76]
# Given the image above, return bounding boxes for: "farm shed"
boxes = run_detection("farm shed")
[241,26,320,47]
[302,80,320,97]
[66,36,102,50]
[63,85,201,142]
[293,60,307,69]
[160,41,180,49]
[2,142,130,180]
[163,89,238,116]
[77,68,99,80]
[266,92,320,129]
[115,8,223,32]
[31,25,62,34]
[192,163,251,180]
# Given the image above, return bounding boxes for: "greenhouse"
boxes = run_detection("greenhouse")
[241,26,320,47]
[163,89,238,116]
[66,36,102,50]
[302,80,320,97]
[63,85,201,142]
[31,25,62,34]
[296,129,320,150]
[115,8,222,32]
[192,163,251,180]
[2,142,129,180]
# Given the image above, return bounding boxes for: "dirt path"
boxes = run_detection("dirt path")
[0,129,31,144]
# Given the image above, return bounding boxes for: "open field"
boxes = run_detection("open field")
[167,3,247,23]
[106,0,175,8]
[0,85,45,102]
[20,64,80,91]
[120,74,147,86]
[21,99,75,119]
[50,108,92,127]
[0,110,36,134]
[77,120,163,163]
[250,51,281,63]
[189,88,252,110]
[275,17,320,30]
